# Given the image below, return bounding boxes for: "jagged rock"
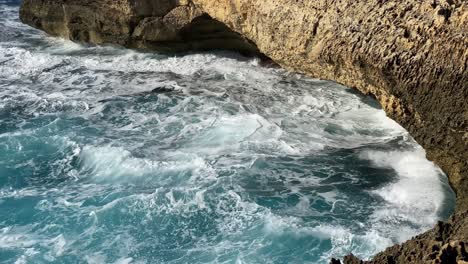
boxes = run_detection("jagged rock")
[330,258,342,264]
[19,0,468,263]
[343,254,364,264]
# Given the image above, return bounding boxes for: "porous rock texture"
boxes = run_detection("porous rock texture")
[19,0,261,54]
[20,0,468,263]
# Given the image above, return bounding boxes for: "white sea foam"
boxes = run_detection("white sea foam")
[0,26,407,155]
[0,226,74,263]
[76,145,217,184]
[262,213,394,261]
[359,146,449,242]
[85,254,107,264]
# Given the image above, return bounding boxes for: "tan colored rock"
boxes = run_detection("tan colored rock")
[132,17,177,42]
[132,4,206,42]
[20,0,260,54]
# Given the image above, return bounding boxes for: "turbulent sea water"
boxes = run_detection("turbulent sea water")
[0,1,456,263]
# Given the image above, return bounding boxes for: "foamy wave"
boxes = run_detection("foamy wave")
[360,147,449,242]
[262,214,394,261]
[361,148,445,213]
[76,145,218,184]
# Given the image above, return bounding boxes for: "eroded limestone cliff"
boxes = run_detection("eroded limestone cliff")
[19,0,468,263]
[19,0,260,54]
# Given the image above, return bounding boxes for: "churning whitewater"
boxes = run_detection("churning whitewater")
[0,1,455,263]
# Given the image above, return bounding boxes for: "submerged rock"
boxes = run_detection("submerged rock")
[19,0,468,262]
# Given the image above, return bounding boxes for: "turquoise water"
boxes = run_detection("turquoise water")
[0,1,456,263]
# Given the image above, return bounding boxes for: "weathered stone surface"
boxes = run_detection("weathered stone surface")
[19,0,261,54]
[19,0,468,262]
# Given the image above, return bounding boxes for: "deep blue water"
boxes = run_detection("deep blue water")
[0,1,456,263]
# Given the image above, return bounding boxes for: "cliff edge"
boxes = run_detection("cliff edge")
[19,0,468,263]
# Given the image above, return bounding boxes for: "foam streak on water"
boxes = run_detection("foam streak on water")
[0,1,455,263]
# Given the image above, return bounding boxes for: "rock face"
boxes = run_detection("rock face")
[19,0,261,54]
[19,0,468,262]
